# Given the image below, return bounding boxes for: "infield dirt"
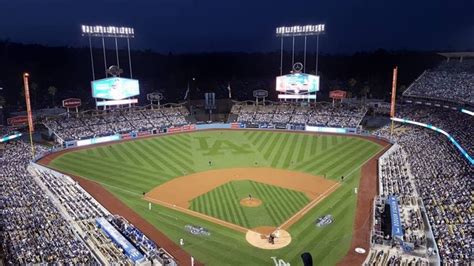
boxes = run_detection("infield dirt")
[145,167,337,209]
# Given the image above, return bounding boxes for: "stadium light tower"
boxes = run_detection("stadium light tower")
[276,24,325,75]
[81,25,135,80]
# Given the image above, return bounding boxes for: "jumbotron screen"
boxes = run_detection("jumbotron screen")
[91,77,140,100]
[276,73,320,93]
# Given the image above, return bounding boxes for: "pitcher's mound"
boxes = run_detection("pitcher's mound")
[240,198,262,207]
[246,228,291,250]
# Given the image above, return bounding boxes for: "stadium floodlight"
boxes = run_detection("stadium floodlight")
[276,23,326,97]
[276,24,325,37]
[81,25,135,38]
[82,24,135,82]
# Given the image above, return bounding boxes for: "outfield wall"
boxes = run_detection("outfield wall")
[38,122,389,160]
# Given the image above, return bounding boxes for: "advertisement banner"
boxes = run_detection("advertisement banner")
[92,77,140,100]
[7,115,29,126]
[329,90,347,99]
[62,98,82,108]
[388,196,403,240]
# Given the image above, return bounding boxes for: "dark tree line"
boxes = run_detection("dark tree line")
[0,40,443,114]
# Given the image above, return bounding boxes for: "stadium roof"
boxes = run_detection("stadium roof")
[437,52,474,59]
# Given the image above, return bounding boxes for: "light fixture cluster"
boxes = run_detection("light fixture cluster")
[81,25,135,38]
[276,24,325,36]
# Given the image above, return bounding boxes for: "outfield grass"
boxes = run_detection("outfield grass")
[49,130,383,265]
[190,180,310,228]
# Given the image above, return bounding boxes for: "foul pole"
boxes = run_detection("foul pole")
[23,73,35,158]
[390,66,398,138]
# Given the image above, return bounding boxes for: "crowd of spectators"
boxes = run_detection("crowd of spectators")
[374,124,473,265]
[42,105,190,141]
[403,59,474,105]
[232,102,367,128]
[365,247,429,266]
[32,166,178,265]
[0,140,178,264]
[0,141,94,264]
[368,144,429,264]
[396,104,474,155]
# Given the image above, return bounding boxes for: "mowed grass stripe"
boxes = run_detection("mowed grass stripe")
[276,133,299,168]
[247,131,259,142]
[322,136,328,151]
[221,183,246,227]
[104,146,127,163]
[264,184,294,218]
[282,134,301,168]
[61,152,172,179]
[253,182,286,223]
[124,141,167,171]
[278,186,308,212]
[162,137,192,157]
[144,140,194,174]
[114,144,145,166]
[268,184,300,218]
[139,140,188,175]
[219,184,241,225]
[256,131,275,152]
[328,145,380,178]
[131,141,166,171]
[147,139,194,171]
[213,187,233,224]
[251,132,268,147]
[270,133,291,167]
[215,185,235,224]
[68,152,153,173]
[312,140,370,173]
[155,139,194,166]
[304,139,368,173]
[297,134,309,161]
[96,147,109,158]
[167,135,190,149]
[310,136,319,154]
[292,137,357,170]
[51,159,156,192]
[229,182,251,227]
[250,181,279,225]
[263,133,284,160]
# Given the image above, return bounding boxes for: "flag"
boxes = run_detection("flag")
[227,83,232,99]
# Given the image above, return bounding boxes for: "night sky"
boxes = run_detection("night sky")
[0,0,473,53]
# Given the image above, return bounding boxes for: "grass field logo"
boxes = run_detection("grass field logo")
[196,136,253,155]
[271,257,290,266]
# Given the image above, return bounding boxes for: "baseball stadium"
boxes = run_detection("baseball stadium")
[1,4,473,266]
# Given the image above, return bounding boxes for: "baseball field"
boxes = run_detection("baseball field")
[44,130,385,265]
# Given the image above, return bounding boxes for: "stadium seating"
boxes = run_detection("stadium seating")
[373,124,473,265]
[403,59,474,105]
[42,105,190,141]
[232,102,367,128]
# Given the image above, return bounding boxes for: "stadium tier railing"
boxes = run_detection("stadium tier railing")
[391,117,473,165]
